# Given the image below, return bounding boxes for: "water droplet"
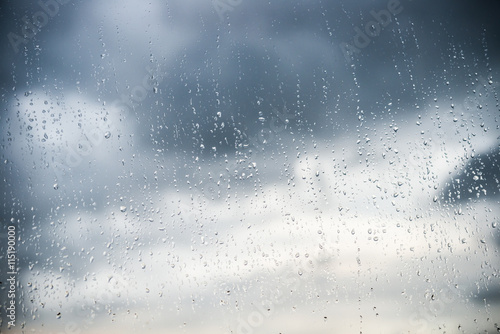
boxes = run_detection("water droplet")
[53,183,59,190]
[120,206,127,212]
[104,131,111,139]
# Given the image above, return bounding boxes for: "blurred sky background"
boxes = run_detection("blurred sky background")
[1,0,500,333]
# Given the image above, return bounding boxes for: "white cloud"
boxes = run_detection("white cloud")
[21,95,500,333]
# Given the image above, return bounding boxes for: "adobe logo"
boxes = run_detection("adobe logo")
[340,0,407,63]
[7,0,71,54]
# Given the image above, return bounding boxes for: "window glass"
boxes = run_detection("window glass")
[1,0,499,333]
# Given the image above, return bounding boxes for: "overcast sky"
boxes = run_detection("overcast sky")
[1,0,500,333]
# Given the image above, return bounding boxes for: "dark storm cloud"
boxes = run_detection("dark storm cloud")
[442,146,500,202]
[2,0,500,149]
